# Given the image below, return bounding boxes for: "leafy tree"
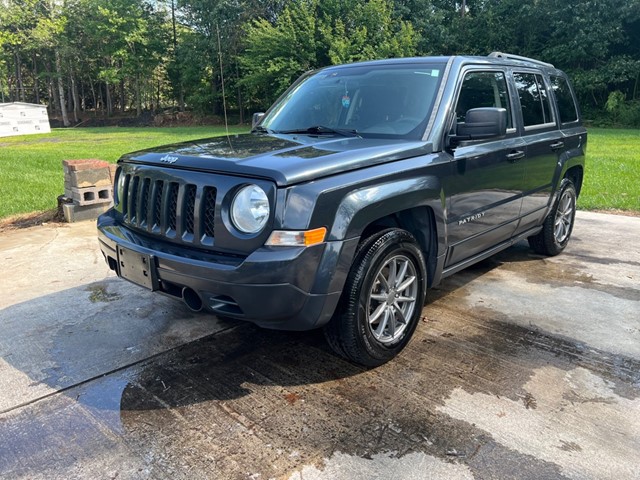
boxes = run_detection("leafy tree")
[240,0,417,110]
[0,0,638,125]
[240,0,317,108]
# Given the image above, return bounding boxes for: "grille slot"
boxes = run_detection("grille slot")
[129,176,140,224]
[122,174,131,219]
[167,182,179,232]
[120,174,216,246]
[184,185,197,235]
[139,178,150,226]
[203,187,217,238]
[153,180,164,230]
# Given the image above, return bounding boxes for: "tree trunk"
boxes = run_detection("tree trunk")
[171,0,185,112]
[55,50,70,127]
[67,78,73,120]
[15,51,25,102]
[46,61,58,115]
[135,73,141,117]
[33,53,40,104]
[179,84,185,112]
[71,68,80,123]
[105,81,113,116]
[236,59,243,124]
[90,81,97,116]
[119,78,125,112]
[210,74,218,115]
[80,81,85,111]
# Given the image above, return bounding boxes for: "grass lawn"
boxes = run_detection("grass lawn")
[0,126,248,220]
[579,128,640,212]
[0,126,638,221]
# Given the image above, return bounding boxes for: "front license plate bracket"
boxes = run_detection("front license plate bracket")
[117,246,158,291]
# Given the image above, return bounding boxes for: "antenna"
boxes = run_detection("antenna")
[216,23,232,149]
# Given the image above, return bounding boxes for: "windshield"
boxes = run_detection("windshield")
[260,63,445,140]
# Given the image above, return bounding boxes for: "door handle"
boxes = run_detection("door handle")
[506,150,525,162]
[550,141,565,151]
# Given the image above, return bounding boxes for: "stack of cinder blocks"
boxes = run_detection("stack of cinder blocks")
[62,159,117,222]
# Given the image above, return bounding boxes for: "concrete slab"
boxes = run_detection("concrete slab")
[0,221,228,411]
[0,212,638,479]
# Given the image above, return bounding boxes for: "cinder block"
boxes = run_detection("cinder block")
[109,164,118,184]
[71,186,113,206]
[62,159,110,173]
[63,202,113,223]
[67,167,112,188]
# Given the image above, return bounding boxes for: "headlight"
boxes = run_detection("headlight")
[115,167,125,205]
[231,185,270,234]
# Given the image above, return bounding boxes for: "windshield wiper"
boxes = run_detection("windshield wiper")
[251,125,272,134]
[277,125,360,137]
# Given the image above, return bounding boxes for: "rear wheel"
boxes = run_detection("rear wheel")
[324,228,427,367]
[528,179,577,256]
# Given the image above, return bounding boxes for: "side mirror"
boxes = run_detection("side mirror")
[252,112,265,128]
[456,107,507,140]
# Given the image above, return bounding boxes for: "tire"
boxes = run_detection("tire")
[324,228,427,367]
[528,179,577,256]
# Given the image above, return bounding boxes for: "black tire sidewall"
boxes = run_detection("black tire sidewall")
[548,180,577,253]
[350,230,426,363]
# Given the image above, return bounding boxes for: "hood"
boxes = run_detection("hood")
[120,133,433,186]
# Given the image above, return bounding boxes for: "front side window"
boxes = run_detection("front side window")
[550,75,578,123]
[514,72,554,127]
[261,64,445,139]
[455,71,513,129]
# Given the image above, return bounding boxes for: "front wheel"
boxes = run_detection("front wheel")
[528,179,577,256]
[324,229,427,367]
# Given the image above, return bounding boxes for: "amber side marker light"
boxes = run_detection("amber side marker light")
[266,227,327,247]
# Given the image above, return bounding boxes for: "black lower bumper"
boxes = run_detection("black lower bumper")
[97,217,356,331]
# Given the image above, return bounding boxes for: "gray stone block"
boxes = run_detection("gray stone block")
[71,186,113,206]
[62,202,113,223]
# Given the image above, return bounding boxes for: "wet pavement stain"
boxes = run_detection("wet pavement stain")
[1,311,637,479]
[87,282,121,303]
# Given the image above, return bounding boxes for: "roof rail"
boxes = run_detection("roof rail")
[488,52,555,69]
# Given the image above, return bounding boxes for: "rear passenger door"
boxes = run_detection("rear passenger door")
[445,69,526,268]
[512,71,567,234]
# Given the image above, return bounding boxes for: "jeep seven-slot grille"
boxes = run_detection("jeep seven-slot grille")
[120,173,216,244]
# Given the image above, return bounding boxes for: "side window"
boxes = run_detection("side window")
[550,75,578,123]
[455,71,513,129]
[514,72,554,127]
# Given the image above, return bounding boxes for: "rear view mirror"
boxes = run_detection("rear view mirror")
[456,107,507,140]
[252,112,265,128]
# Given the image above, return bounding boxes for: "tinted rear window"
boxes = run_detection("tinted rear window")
[514,73,554,127]
[550,75,578,123]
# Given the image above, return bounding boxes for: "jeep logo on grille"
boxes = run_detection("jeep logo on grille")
[160,155,178,164]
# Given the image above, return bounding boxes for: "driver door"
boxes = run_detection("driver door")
[445,69,526,267]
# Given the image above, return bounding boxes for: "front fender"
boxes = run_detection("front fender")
[329,176,443,240]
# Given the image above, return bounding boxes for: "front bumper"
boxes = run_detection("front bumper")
[97,214,357,331]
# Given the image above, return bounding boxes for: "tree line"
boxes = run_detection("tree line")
[1,0,639,126]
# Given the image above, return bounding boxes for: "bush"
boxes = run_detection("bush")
[604,91,640,127]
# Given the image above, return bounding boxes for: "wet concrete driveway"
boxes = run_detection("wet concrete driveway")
[0,211,638,479]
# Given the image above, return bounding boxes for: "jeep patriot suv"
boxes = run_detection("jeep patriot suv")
[98,52,586,366]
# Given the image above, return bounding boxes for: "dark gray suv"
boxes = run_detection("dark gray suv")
[98,52,586,366]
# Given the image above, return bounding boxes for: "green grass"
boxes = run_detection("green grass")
[0,126,248,219]
[579,128,640,212]
[0,126,638,220]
